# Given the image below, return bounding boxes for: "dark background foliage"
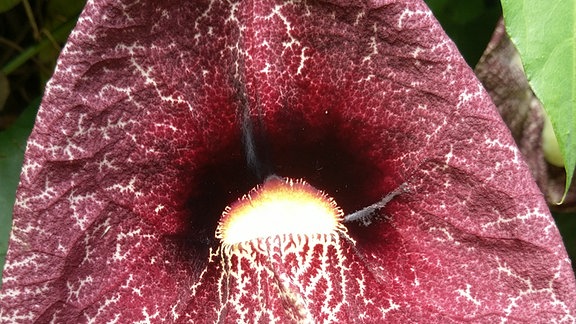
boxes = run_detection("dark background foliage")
[0,0,574,279]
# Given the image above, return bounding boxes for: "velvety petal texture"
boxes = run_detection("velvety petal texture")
[1,0,575,323]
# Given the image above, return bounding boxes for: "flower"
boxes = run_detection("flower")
[1,0,575,322]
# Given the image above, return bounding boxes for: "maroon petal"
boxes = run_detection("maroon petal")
[1,0,575,322]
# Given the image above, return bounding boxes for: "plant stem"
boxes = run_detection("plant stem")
[1,19,77,76]
[21,0,40,41]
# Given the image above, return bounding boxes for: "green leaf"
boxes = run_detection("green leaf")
[0,0,20,13]
[0,98,38,285]
[501,0,575,203]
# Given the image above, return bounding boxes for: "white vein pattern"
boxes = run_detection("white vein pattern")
[1,0,575,322]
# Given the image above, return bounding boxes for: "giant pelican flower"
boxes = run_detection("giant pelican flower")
[1,0,575,322]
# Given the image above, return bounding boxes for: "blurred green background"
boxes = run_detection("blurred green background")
[0,0,574,282]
